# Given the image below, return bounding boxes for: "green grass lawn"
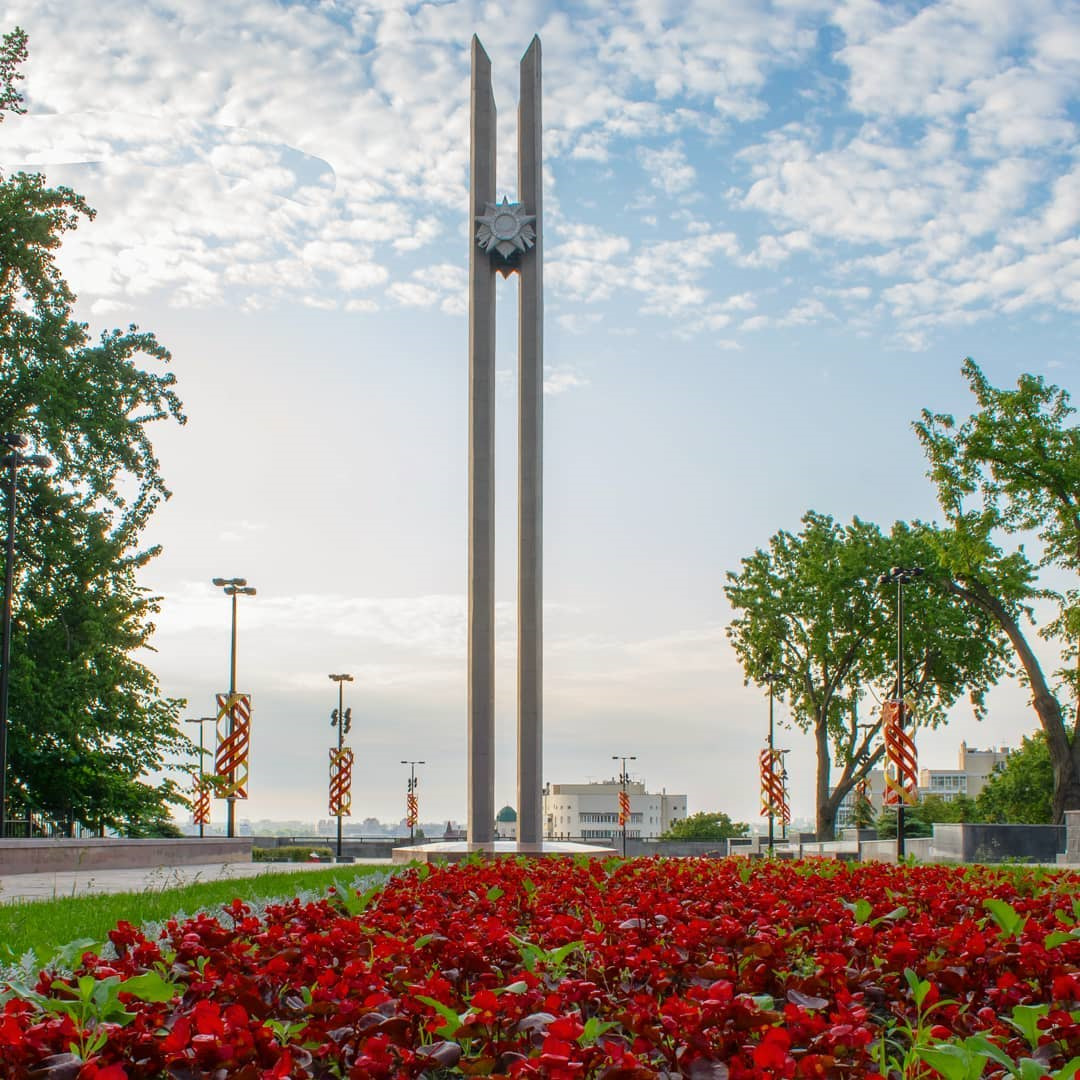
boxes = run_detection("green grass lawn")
[0,865,386,968]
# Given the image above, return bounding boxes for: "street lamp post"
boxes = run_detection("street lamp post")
[612,754,636,857]
[212,577,256,838]
[401,759,425,843]
[0,436,50,839]
[329,673,353,860]
[763,671,780,855]
[185,717,216,838]
[877,565,923,861]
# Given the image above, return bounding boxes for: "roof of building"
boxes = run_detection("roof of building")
[496,805,517,822]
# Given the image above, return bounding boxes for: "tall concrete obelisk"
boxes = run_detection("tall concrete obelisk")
[516,39,543,848]
[467,36,543,847]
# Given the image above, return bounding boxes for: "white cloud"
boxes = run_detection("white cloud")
[638,143,697,195]
[0,0,1074,341]
[543,365,590,395]
[387,280,439,307]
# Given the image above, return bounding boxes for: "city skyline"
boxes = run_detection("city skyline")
[0,0,1076,826]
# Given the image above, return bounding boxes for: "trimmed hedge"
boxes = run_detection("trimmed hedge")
[252,845,333,862]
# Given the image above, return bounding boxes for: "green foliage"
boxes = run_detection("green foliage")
[915,359,1080,819]
[252,845,334,862]
[0,31,188,830]
[851,788,877,829]
[875,805,933,839]
[976,732,1053,824]
[918,793,981,824]
[123,818,184,839]
[983,898,1028,940]
[0,865,388,964]
[658,810,749,841]
[725,511,1008,838]
[875,795,982,838]
[6,969,181,1059]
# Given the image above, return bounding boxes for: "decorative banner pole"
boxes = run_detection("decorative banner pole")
[328,673,354,861]
[778,749,791,835]
[214,691,251,810]
[759,747,788,843]
[185,716,215,837]
[612,754,636,858]
[882,698,918,832]
[401,759,425,844]
[212,577,256,837]
[762,671,781,854]
[878,565,923,860]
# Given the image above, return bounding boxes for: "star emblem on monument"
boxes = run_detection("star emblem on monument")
[476,196,536,262]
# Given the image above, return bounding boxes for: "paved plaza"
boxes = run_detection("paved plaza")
[0,858,392,904]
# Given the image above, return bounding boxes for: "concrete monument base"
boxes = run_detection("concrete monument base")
[392,839,616,865]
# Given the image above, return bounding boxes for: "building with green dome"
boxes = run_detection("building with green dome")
[495,804,517,840]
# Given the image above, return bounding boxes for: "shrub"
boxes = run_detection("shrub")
[252,845,333,862]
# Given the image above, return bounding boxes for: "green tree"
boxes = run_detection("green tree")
[918,793,981,823]
[975,732,1053,824]
[850,787,876,830]
[0,28,189,830]
[725,512,1008,840]
[874,806,933,840]
[659,810,749,841]
[915,359,1080,821]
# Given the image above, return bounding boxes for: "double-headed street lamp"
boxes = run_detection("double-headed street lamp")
[329,673,354,860]
[0,435,51,838]
[212,577,256,838]
[185,716,216,838]
[401,759,425,843]
[612,754,636,857]
[877,565,923,860]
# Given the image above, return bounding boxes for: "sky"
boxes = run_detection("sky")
[0,0,1077,829]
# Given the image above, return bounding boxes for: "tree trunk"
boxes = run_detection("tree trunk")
[815,715,835,841]
[950,578,1080,822]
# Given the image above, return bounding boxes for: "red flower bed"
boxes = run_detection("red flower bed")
[2,858,1079,1078]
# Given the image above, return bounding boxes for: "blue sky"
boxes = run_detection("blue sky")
[0,0,1077,826]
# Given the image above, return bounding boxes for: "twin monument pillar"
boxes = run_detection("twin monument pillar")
[467,36,543,846]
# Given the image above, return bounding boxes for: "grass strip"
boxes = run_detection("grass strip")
[0,865,384,967]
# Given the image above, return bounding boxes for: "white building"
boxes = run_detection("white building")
[920,742,1010,801]
[543,779,686,841]
[834,767,886,829]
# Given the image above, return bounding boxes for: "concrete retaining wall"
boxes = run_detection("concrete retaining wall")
[1060,811,1080,866]
[859,838,932,863]
[626,839,730,858]
[0,838,253,876]
[252,836,399,859]
[930,823,1065,864]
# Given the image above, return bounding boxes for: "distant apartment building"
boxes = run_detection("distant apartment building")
[543,779,686,841]
[920,742,1010,801]
[833,741,1012,827]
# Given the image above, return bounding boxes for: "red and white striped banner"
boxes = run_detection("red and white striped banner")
[329,746,354,817]
[760,748,790,824]
[192,778,211,825]
[214,693,251,800]
[882,700,918,807]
